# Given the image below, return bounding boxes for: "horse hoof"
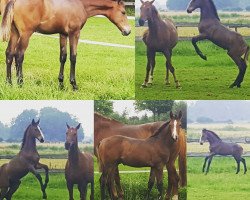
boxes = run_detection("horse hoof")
[201,55,207,60]
[59,83,64,90]
[141,83,148,88]
[237,84,241,88]
[42,194,47,199]
[147,83,152,87]
[229,84,235,88]
[165,82,170,86]
[72,85,78,91]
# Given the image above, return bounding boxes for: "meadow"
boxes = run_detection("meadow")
[0,17,135,100]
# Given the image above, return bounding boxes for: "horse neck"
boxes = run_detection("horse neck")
[206,132,221,144]
[81,0,115,18]
[22,130,37,152]
[200,2,219,22]
[68,142,80,165]
[148,12,162,35]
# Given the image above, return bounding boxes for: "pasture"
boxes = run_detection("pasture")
[0,17,135,100]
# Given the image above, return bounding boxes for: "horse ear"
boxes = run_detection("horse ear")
[150,0,155,4]
[66,123,70,129]
[76,123,81,130]
[178,111,182,120]
[140,0,144,3]
[170,111,174,119]
[32,119,36,125]
[36,119,40,125]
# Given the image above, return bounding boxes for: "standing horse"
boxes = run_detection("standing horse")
[200,128,247,174]
[187,0,249,88]
[97,111,186,200]
[65,123,94,200]
[138,0,180,88]
[0,119,49,200]
[0,0,131,90]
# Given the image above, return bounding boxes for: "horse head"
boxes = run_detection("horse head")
[169,111,182,142]
[200,128,207,145]
[139,0,156,26]
[30,119,44,143]
[65,123,81,150]
[187,0,201,13]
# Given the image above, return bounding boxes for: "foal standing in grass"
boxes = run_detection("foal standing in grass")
[65,123,94,200]
[138,0,180,88]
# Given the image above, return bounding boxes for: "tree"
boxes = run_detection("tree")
[134,101,174,121]
[172,101,187,129]
[94,100,114,116]
[197,116,214,123]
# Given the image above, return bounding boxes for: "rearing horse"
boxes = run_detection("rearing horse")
[187,0,249,88]
[0,119,49,200]
[1,0,131,90]
[138,0,180,88]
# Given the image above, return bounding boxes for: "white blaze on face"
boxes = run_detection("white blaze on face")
[172,120,178,140]
[37,125,44,141]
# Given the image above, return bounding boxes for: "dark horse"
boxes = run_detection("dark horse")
[200,129,247,174]
[0,119,49,200]
[138,0,180,88]
[65,123,94,200]
[1,0,131,90]
[187,0,249,88]
[97,111,186,200]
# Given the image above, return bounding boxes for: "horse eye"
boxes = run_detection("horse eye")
[122,11,126,15]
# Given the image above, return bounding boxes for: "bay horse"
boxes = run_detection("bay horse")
[65,123,94,200]
[0,0,131,90]
[138,0,180,88]
[187,0,249,88]
[94,112,187,199]
[0,119,49,200]
[200,128,247,174]
[97,111,186,200]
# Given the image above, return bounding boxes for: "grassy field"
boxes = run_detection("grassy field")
[188,157,250,200]
[0,17,135,100]
[135,39,250,100]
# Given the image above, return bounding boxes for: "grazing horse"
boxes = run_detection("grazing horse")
[0,0,131,90]
[187,0,249,88]
[200,129,247,174]
[0,119,49,200]
[138,0,180,88]
[65,123,94,200]
[97,111,186,200]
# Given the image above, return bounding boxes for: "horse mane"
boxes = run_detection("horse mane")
[94,112,123,125]
[21,124,31,149]
[208,0,220,21]
[150,121,170,138]
[205,129,222,141]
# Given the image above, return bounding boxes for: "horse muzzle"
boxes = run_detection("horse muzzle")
[65,142,73,150]
[138,19,145,26]
[200,142,203,145]
[187,8,193,13]
[38,137,44,143]
[122,26,131,36]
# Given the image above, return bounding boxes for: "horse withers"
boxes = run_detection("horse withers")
[0,119,49,200]
[139,0,180,88]
[0,0,131,90]
[200,128,247,174]
[187,0,249,88]
[65,123,94,200]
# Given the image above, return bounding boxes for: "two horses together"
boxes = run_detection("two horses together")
[95,112,187,200]
[139,0,249,88]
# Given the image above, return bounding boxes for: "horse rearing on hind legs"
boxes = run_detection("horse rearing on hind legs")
[1,0,131,90]
[139,0,180,88]
[0,119,49,200]
[187,0,249,88]
[97,111,186,200]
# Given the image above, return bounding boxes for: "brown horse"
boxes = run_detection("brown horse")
[138,0,180,88]
[1,0,131,90]
[97,111,186,200]
[65,123,94,200]
[187,0,249,88]
[0,119,49,200]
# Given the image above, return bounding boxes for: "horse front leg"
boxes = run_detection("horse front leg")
[147,168,156,200]
[0,187,9,200]
[202,156,209,173]
[67,182,74,200]
[191,34,208,60]
[5,180,21,200]
[142,49,155,87]
[69,31,80,90]
[154,166,164,200]
[35,162,49,190]
[58,34,68,89]
[205,154,215,174]
[166,163,179,200]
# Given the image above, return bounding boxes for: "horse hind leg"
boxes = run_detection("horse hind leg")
[241,157,247,174]
[114,167,124,199]
[58,34,68,90]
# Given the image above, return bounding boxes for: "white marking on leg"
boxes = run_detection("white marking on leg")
[172,195,178,200]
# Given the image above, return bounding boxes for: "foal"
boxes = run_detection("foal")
[187,0,249,88]
[139,0,180,88]
[65,123,94,200]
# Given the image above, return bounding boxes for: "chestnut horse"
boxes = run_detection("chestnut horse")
[97,111,186,200]
[0,119,49,200]
[187,0,249,88]
[138,0,180,88]
[1,0,131,90]
[65,123,94,200]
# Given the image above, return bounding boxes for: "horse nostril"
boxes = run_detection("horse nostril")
[138,19,145,26]
[40,138,44,143]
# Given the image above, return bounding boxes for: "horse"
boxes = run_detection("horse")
[200,128,247,174]
[97,111,186,200]
[187,0,249,88]
[0,0,131,90]
[0,119,49,200]
[138,0,180,88]
[65,123,94,200]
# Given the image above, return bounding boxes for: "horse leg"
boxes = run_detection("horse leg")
[5,25,19,85]
[78,182,87,200]
[142,48,155,87]
[0,187,8,200]
[58,34,68,89]
[155,166,164,200]
[100,172,107,200]
[35,162,49,190]
[165,60,170,86]
[205,155,214,174]
[66,182,74,200]
[163,50,180,88]
[114,167,124,199]
[166,163,179,200]
[146,168,155,200]
[241,157,247,174]
[5,180,21,200]
[108,167,118,200]
[202,156,210,173]
[90,180,94,200]
[69,31,80,90]
[191,34,208,60]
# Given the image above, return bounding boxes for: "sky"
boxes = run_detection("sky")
[135,0,167,9]
[0,100,94,137]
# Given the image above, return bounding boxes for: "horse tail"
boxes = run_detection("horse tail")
[244,46,249,62]
[1,0,15,41]
[96,142,103,172]
[178,130,187,187]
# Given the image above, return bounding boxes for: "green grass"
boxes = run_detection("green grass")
[188,157,250,200]
[135,40,250,100]
[0,17,135,100]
